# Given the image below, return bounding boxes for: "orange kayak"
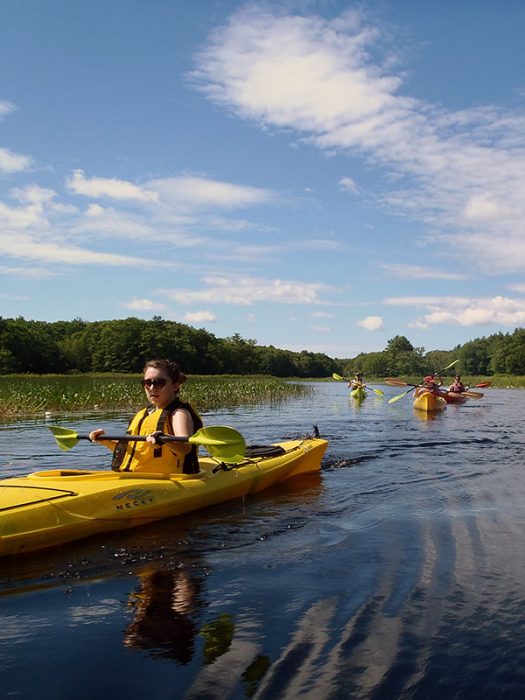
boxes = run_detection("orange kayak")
[444,391,468,404]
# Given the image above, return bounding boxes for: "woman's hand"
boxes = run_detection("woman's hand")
[89,428,106,442]
[146,430,164,444]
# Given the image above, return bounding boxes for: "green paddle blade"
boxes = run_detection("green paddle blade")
[332,373,346,381]
[189,426,246,464]
[49,425,81,451]
[388,388,414,404]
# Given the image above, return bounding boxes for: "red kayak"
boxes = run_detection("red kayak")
[443,391,468,405]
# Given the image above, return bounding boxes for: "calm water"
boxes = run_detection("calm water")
[1,383,524,699]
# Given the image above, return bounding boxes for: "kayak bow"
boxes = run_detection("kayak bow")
[350,385,367,401]
[413,390,447,412]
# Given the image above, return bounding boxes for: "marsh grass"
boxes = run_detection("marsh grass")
[0,374,312,419]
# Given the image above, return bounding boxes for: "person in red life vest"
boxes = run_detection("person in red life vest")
[89,359,203,474]
[448,374,467,393]
[415,373,443,398]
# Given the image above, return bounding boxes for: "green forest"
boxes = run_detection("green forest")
[1,316,524,377]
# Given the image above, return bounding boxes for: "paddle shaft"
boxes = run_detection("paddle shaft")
[435,359,459,374]
[81,434,191,444]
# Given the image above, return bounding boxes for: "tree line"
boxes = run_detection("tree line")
[0,316,337,377]
[1,316,523,377]
[341,330,525,377]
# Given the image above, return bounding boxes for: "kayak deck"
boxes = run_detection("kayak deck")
[350,386,366,400]
[0,437,327,557]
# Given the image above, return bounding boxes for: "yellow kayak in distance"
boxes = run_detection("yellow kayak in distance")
[350,385,366,401]
[0,436,328,557]
[413,390,447,412]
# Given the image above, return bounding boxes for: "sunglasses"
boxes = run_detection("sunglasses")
[141,378,168,389]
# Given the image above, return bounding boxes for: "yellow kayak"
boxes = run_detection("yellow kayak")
[350,386,366,401]
[0,437,327,557]
[413,390,447,412]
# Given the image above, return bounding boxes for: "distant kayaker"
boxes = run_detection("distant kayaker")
[348,372,364,389]
[448,375,467,393]
[417,373,443,397]
[89,359,203,474]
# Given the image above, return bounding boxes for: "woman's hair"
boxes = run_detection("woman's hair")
[143,359,187,385]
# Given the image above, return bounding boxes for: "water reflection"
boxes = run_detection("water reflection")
[122,564,272,695]
[123,566,204,663]
[413,409,441,422]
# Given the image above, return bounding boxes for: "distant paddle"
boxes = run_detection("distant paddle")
[332,373,384,396]
[435,359,460,374]
[386,380,484,402]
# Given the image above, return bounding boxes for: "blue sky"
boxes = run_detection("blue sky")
[1,0,525,359]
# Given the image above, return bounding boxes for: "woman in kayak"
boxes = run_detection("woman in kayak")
[89,359,203,474]
[448,375,467,393]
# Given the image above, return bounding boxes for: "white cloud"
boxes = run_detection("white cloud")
[357,315,384,331]
[0,100,16,118]
[0,201,47,229]
[462,194,506,222]
[192,8,400,132]
[338,176,359,193]
[385,295,471,307]
[0,293,29,301]
[213,243,280,262]
[193,6,525,274]
[120,298,166,311]
[381,263,466,280]
[67,169,159,203]
[0,147,33,174]
[0,265,55,279]
[147,175,276,210]
[0,232,166,268]
[184,310,216,323]
[158,274,329,306]
[312,310,335,318]
[387,294,525,327]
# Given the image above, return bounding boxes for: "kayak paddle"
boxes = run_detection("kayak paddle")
[386,379,484,402]
[475,381,491,388]
[457,390,484,399]
[388,386,419,403]
[385,378,418,387]
[49,425,246,463]
[435,359,459,374]
[332,373,384,396]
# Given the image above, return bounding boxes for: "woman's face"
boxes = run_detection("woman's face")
[142,367,180,408]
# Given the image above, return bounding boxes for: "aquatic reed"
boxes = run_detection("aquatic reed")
[0,374,312,419]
